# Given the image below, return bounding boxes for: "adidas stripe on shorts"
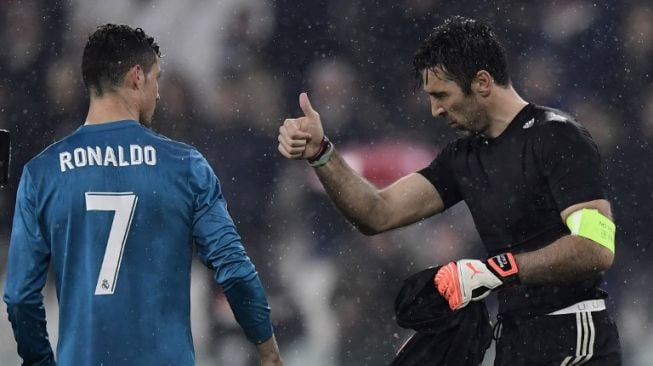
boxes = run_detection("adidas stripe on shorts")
[494,303,621,365]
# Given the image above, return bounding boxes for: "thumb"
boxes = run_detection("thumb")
[299,92,318,118]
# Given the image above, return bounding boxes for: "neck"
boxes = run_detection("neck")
[483,86,528,138]
[85,89,139,125]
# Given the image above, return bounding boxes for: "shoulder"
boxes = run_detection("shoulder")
[524,105,600,165]
[140,128,211,167]
[141,127,197,151]
[25,132,81,172]
[528,105,591,138]
[525,105,596,148]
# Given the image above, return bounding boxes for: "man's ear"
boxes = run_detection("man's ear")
[473,70,493,97]
[124,65,145,90]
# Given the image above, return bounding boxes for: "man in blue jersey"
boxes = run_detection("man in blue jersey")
[4,24,283,366]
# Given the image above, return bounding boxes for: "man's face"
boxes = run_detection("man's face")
[139,60,161,126]
[422,67,489,135]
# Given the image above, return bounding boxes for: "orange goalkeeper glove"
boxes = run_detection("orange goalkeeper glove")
[434,253,519,311]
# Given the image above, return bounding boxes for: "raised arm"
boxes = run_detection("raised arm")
[278,93,444,234]
[314,156,443,234]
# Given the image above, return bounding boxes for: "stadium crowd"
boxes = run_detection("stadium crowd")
[1,1,652,365]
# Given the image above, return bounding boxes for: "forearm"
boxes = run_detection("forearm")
[256,334,283,365]
[222,275,274,344]
[5,302,55,365]
[223,277,282,364]
[515,234,614,285]
[313,150,388,234]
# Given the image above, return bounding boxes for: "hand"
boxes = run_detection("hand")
[261,357,284,366]
[434,253,519,310]
[257,335,283,366]
[278,92,325,160]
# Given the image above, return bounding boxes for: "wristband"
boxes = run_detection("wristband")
[485,252,520,286]
[307,136,334,167]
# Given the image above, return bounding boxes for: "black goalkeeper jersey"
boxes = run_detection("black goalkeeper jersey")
[419,104,609,316]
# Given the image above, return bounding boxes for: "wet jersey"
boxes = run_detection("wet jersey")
[419,104,609,316]
[4,120,272,365]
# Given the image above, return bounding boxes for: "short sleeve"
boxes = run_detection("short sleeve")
[536,121,606,211]
[418,143,463,209]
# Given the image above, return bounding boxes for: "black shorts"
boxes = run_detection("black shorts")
[494,310,621,365]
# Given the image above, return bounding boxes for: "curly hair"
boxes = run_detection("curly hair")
[82,24,161,96]
[413,16,510,94]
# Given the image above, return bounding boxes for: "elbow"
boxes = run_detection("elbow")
[355,216,392,236]
[574,237,615,273]
[352,211,391,236]
[356,223,383,236]
[597,247,614,272]
[354,196,395,236]
[587,241,614,272]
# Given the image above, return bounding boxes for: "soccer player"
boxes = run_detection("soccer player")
[278,16,621,364]
[4,24,283,366]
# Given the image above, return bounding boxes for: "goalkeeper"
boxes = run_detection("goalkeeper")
[278,16,621,365]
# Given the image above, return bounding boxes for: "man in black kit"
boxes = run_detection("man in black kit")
[277,16,621,365]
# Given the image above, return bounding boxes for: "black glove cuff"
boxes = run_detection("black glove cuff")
[485,252,520,286]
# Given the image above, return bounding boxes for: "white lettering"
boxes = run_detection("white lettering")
[118,146,129,166]
[144,146,156,165]
[88,146,102,166]
[59,152,74,172]
[59,144,157,173]
[130,145,143,165]
[73,148,87,167]
[104,146,117,166]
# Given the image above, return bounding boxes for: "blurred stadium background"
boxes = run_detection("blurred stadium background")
[1,1,652,365]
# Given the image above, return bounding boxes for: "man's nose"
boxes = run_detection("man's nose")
[431,102,445,117]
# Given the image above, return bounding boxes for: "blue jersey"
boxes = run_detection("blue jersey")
[4,120,273,365]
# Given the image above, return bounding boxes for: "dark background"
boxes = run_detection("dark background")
[1,1,652,365]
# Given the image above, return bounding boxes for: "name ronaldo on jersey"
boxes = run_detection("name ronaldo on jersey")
[59,144,157,172]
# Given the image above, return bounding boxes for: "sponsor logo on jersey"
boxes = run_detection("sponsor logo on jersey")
[523,118,535,129]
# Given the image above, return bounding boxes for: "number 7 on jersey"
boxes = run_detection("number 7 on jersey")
[85,192,138,295]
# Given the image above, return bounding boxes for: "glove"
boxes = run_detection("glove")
[435,253,519,311]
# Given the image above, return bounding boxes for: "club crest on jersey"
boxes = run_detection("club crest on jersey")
[59,144,157,172]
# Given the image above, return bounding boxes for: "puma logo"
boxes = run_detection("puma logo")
[466,262,483,279]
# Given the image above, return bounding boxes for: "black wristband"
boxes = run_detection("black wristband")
[484,252,520,285]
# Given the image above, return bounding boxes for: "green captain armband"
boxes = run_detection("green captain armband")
[565,208,616,253]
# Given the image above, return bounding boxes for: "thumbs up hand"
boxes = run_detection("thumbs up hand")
[278,92,325,160]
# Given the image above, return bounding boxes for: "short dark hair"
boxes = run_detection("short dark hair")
[413,16,510,94]
[82,24,161,96]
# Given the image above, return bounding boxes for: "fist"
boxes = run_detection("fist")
[278,92,325,160]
